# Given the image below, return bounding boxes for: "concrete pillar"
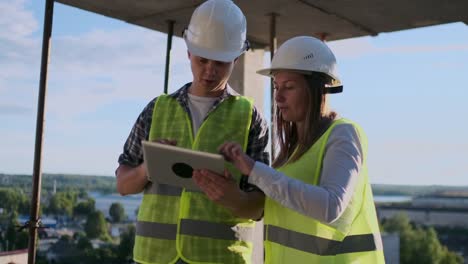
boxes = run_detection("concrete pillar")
[228,48,266,264]
[229,48,266,114]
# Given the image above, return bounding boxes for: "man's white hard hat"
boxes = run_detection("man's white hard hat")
[183,0,249,62]
[257,36,343,92]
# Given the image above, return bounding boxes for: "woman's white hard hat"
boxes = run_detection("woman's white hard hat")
[183,0,249,62]
[257,36,343,92]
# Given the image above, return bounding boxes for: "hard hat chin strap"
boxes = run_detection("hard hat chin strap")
[324,85,343,94]
[242,40,251,52]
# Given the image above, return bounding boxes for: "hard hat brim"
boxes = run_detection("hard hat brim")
[185,39,242,63]
[256,67,342,86]
[256,67,277,77]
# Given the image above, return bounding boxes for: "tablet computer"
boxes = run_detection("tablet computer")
[142,141,225,191]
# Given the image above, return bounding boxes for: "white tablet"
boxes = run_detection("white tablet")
[142,141,225,191]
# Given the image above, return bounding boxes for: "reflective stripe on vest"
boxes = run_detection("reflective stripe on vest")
[144,182,182,196]
[136,219,253,242]
[136,221,177,240]
[266,224,383,255]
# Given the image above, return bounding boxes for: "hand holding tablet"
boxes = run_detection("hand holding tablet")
[142,141,225,191]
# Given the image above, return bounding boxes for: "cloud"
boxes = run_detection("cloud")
[42,27,192,120]
[0,129,35,174]
[430,61,466,69]
[383,44,468,53]
[328,37,468,59]
[0,0,38,43]
[368,141,468,185]
[41,138,122,176]
[328,38,377,58]
[0,0,40,117]
[0,0,195,175]
[0,9,193,119]
[2,0,467,183]
[0,104,32,115]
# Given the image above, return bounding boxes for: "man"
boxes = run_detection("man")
[115,0,269,263]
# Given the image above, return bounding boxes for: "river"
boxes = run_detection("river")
[91,192,412,221]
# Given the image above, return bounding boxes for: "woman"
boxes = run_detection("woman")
[195,36,385,263]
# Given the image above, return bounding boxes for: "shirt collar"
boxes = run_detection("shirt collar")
[169,82,239,101]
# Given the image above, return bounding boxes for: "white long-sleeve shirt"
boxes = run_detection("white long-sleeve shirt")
[249,123,363,224]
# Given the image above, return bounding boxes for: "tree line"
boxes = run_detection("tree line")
[0,187,130,261]
[3,173,468,198]
[0,173,116,194]
[381,213,463,264]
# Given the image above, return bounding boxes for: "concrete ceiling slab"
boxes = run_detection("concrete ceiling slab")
[55,0,468,47]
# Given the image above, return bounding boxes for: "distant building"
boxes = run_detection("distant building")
[110,225,120,237]
[412,195,468,208]
[382,233,400,264]
[46,239,80,263]
[53,179,57,194]
[376,195,468,228]
[90,239,108,249]
[38,238,59,253]
[18,215,57,229]
[38,228,59,239]
[0,249,28,264]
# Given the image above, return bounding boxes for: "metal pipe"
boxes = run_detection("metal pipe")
[269,14,277,62]
[164,20,175,94]
[28,0,54,263]
[269,13,277,159]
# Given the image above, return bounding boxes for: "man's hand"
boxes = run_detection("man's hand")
[218,142,255,176]
[116,163,148,195]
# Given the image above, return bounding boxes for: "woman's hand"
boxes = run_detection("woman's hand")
[193,169,264,219]
[193,169,243,210]
[218,142,255,176]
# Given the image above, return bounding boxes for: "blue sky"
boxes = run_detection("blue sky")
[1,0,467,185]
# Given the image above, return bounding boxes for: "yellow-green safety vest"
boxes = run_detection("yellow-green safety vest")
[264,119,385,263]
[134,94,256,264]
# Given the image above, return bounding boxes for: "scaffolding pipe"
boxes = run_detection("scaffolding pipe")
[164,20,175,94]
[269,13,278,159]
[28,0,54,263]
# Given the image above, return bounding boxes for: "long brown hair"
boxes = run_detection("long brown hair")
[272,72,337,168]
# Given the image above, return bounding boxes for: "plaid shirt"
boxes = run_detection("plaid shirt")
[118,83,270,191]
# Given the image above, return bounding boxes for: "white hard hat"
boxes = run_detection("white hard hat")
[257,36,343,93]
[183,0,249,62]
